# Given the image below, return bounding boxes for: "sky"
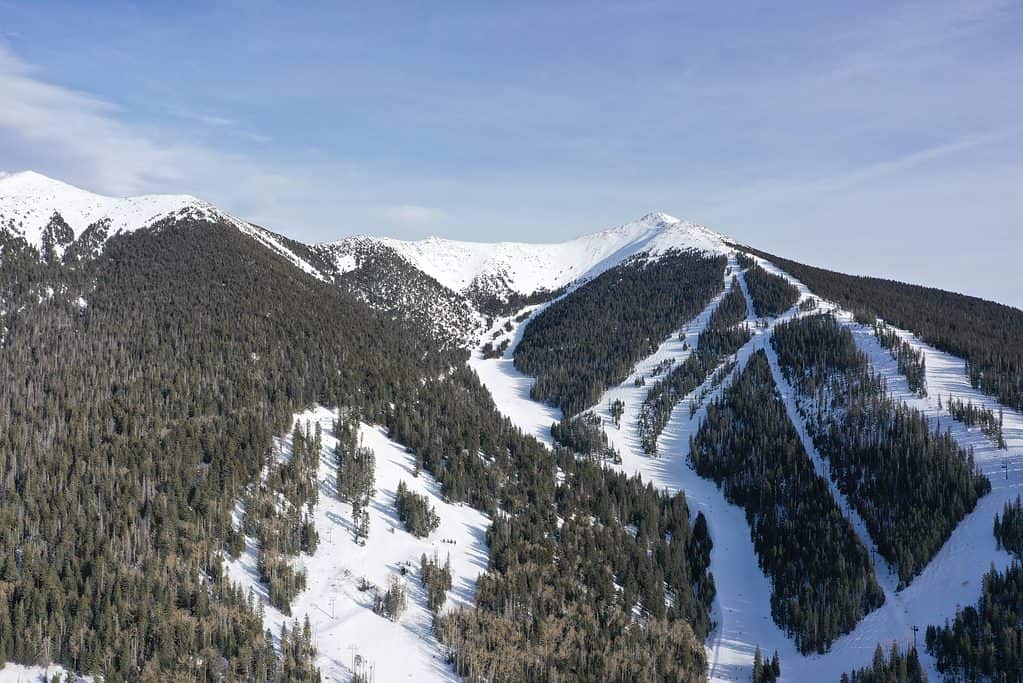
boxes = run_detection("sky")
[1,0,1021,307]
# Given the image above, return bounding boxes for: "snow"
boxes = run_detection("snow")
[0,171,324,277]
[324,212,729,297]
[5,172,1019,680]
[467,304,563,445]
[471,246,1023,681]
[0,171,217,254]
[721,260,1023,681]
[225,406,489,683]
[588,256,739,458]
[0,664,90,683]
[228,219,325,280]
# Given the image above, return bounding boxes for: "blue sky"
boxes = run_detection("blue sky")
[2,1,1021,306]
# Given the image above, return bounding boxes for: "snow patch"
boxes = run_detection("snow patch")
[0,664,91,683]
[225,406,489,682]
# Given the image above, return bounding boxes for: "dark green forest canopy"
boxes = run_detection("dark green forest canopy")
[772,313,990,585]
[0,219,716,680]
[515,249,727,416]
[733,242,1023,413]
[690,350,883,654]
[639,280,751,454]
[0,218,450,680]
[742,262,799,317]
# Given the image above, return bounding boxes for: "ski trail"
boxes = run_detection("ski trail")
[472,246,1023,681]
[589,257,738,458]
[736,261,900,594]
[760,339,902,597]
[753,256,1023,680]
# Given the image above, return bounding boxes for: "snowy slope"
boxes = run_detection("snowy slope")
[0,171,217,253]
[225,406,490,683]
[471,247,1023,681]
[0,664,90,683]
[323,212,729,297]
[0,171,324,277]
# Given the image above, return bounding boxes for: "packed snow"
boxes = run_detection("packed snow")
[467,303,563,446]
[225,406,489,682]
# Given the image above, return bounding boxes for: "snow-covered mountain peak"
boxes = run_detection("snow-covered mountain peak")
[322,212,730,297]
[0,170,222,254]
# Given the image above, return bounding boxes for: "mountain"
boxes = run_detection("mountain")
[2,171,1023,682]
[312,213,728,344]
[1,173,732,347]
[0,171,218,258]
[327,212,727,297]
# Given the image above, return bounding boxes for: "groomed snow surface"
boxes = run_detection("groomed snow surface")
[471,251,1023,681]
[225,406,489,682]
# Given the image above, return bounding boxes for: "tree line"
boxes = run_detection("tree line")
[0,217,456,680]
[639,279,751,453]
[690,351,884,653]
[875,322,927,397]
[514,249,727,416]
[772,313,990,586]
[735,243,1023,414]
[926,562,1023,681]
[743,262,799,317]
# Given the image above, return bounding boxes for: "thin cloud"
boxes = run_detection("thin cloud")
[378,204,446,227]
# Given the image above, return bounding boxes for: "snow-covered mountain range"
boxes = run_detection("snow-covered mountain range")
[5,170,1021,683]
[0,171,221,258]
[0,171,732,346]
[323,212,728,295]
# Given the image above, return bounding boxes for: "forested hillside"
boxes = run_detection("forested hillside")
[742,262,799,317]
[690,351,884,653]
[311,238,482,347]
[0,218,450,680]
[515,249,726,416]
[737,245,1023,413]
[0,214,722,680]
[772,314,990,585]
[384,365,716,680]
[639,280,750,453]
[926,562,1023,681]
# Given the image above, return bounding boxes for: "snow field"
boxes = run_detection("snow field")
[225,406,490,682]
[0,171,325,278]
[330,212,729,296]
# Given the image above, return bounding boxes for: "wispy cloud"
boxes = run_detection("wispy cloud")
[377,204,445,228]
[0,43,331,227]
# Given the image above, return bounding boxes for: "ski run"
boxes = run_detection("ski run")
[472,249,1023,682]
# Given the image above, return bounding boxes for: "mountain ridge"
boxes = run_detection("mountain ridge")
[1,171,733,347]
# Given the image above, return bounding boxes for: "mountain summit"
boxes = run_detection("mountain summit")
[0,171,219,257]
[0,172,730,345]
[321,210,728,296]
